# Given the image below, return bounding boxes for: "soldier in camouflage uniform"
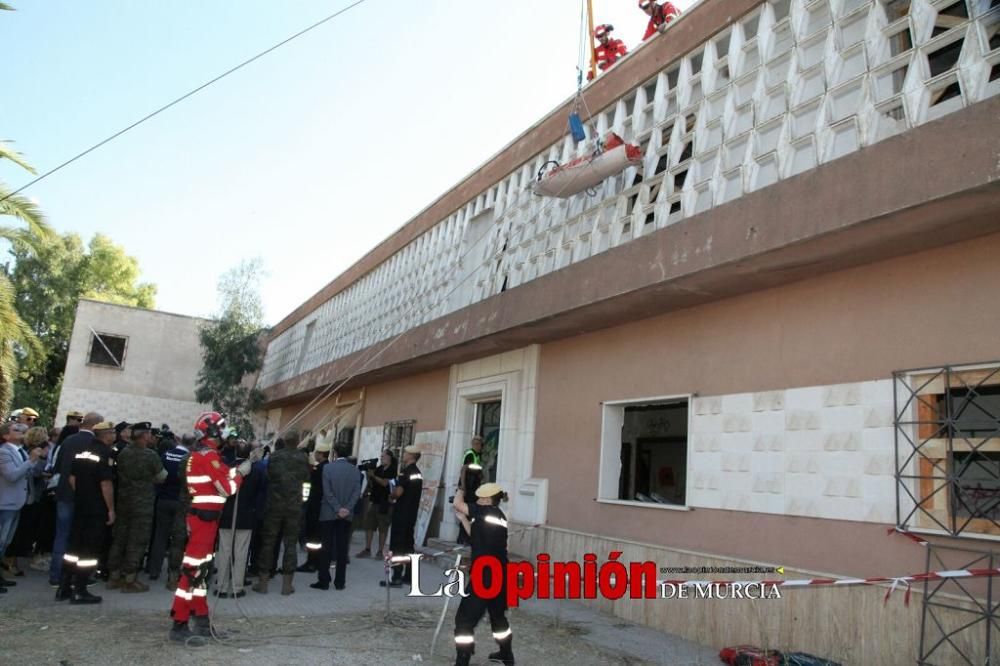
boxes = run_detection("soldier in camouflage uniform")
[107,422,167,592]
[253,431,309,595]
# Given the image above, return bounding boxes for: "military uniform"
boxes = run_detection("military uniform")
[58,430,115,605]
[254,445,309,594]
[453,484,513,666]
[387,460,422,585]
[147,440,189,585]
[107,429,166,591]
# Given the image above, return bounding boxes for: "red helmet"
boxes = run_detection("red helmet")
[594,24,613,39]
[194,411,226,445]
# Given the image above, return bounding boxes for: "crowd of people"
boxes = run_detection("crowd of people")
[589,1,682,79]
[0,407,423,605]
[0,406,514,665]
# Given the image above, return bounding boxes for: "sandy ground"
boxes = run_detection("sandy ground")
[1,605,659,666]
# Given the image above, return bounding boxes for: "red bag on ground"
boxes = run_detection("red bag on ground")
[719,645,784,666]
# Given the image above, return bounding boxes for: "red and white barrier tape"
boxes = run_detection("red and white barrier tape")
[888,526,929,547]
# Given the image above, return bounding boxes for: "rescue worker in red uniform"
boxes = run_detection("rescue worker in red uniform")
[168,412,256,645]
[587,24,628,80]
[640,0,681,41]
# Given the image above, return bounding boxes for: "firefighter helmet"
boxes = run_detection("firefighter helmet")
[639,0,655,10]
[194,411,226,443]
[594,24,614,39]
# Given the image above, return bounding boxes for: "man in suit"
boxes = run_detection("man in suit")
[0,422,44,591]
[48,412,103,586]
[312,442,361,591]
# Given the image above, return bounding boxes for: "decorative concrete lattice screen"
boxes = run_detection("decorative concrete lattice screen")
[259,0,1000,389]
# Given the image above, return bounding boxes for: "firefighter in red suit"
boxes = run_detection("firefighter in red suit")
[169,412,255,645]
[587,24,628,80]
[640,0,680,41]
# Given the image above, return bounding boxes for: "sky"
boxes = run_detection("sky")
[2,0,696,325]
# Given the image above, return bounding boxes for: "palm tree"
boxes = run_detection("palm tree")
[0,140,52,410]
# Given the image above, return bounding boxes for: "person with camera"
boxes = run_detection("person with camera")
[382,445,422,588]
[356,449,396,559]
[452,482,514,666]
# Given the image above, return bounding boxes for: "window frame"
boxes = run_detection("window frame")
[86,331,128,370]
[597,393,693,512]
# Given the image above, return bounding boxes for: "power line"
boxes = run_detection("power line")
[0,0,371,205]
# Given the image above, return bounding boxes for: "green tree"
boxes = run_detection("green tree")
[195,258,268,439]
[0,135,54,412]
[7,232,156,419]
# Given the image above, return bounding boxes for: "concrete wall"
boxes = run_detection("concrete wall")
[56,299,211,428]
[533,232,1000,580]
[361,368,450,431]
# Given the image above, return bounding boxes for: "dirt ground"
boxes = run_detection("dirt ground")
[0,605,656,666]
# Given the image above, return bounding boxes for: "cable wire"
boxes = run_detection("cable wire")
[0,0,372,205]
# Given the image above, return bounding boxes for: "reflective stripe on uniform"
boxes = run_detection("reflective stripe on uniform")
[467,464,483,471]
[409,474,422,480]
[192,588,208,597]
[191,495,226,504]
[174,588,193,600]
[454,635,475,645]
[77,558,99,568]
[493,628,512,640]
[186,475,212,483]
[74,452,100,463]
[305,542,322,551]
[302,482,311,501]
[63,554,79,563]
[390,555,411,563]
[183,554,214,566]
[484,515,508,529]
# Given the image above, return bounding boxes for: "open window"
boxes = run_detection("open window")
[599,396,690,507]
[87,332,127,369]
[383,420,416,461]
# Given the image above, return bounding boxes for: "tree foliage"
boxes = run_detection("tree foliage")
[6,232,156,419]
[195,258,268,439]
[0,139,55,413]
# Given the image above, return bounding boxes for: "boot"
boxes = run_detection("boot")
[121,573,150,593]
[165,570,179,590]
[455,649,473,666]
[281,573,295,595]
[55,576,74,602]
[253,574,269,594]
[105,572,123,590]
[488,636,515,665]
[71,576,103,605]
[191,615,212,638]
[169,620,206,646]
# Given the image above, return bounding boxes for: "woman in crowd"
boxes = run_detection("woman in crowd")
[3,426,50,576]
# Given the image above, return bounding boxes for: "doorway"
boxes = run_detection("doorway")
[475,400,502,483]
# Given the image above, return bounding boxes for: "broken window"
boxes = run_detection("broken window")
[600,399,690,506]
[88,332,127,368]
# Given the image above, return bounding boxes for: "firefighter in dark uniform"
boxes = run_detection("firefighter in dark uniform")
[457,436,484,544]
[298,439,330,572]
[56,421,117,604]
[381,445,422,587]
[452,482,514,666]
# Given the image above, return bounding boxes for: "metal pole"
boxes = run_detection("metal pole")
[586,0,597,81]
[430,553,463,658]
